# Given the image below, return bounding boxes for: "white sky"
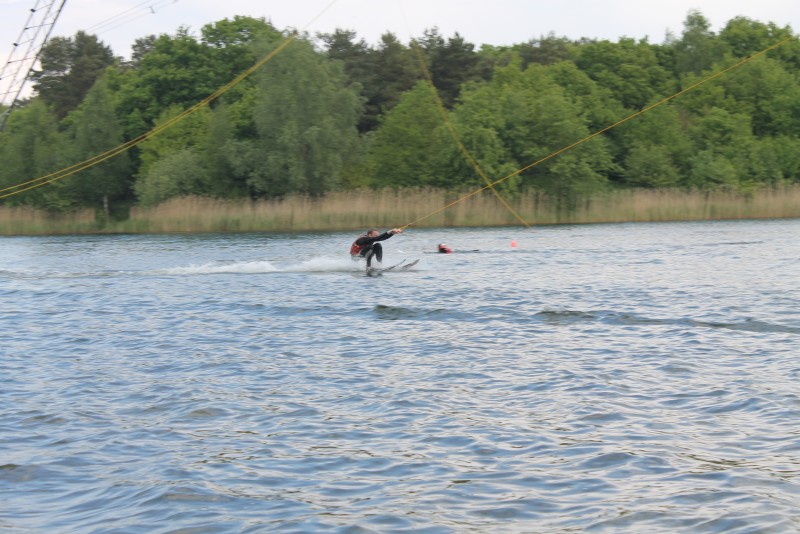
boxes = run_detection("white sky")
[6,0,794,103]
[1,0,797,61]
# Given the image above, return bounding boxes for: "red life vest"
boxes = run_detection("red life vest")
[350,235,367,256]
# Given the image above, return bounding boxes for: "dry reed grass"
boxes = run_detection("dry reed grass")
[2,186,799,235]
[123,186,800,232]
[0,206,96,235]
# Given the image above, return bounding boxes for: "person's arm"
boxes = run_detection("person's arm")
[358,228,402,245]
[373,230,396,242]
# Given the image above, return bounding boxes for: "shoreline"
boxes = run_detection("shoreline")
[2,186,799,236]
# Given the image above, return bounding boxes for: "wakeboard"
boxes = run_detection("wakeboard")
[400,258,420,269]
[366,258,419,276]
[367,258,405,275]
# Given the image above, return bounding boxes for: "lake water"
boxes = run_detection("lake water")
[1,220,799,533]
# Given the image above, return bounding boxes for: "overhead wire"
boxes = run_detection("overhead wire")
[85,0,179,37]
[83,0,162,33]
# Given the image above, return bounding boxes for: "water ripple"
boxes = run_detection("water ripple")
[2,221,799,532]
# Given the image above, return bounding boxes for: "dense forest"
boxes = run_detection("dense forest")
[0,10,798,222]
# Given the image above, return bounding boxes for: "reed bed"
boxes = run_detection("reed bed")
[553,187,800,224]
[0,206,96,236]
[2,186,799,235]
[120,185,800,232]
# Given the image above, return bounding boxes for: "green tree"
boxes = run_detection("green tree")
[623,142,681,187]
[135,102,249,204]
[514,34,575,68]
[201,16,283,86]
[319,28,371,84]
[685,107,754,188]
[715,58,800,137]
[719,17,795,59]
[360,33,421,132]
[129,35,157,68]
[574,37,674,110]
[687,150,738,188]
[417,28,480,107]
[618,104,693,184]
[61,77,131,218]
[135,149,210,206]
[203,103,249,198]
[734,138,789,188]
[0,100,70,209]
[544,61,627,174]
[753,136,800,184]
[450,60,613,202]
[112,28,218,134]
[688,106,752,152]
[366,81,449,188]
[672,10,727,76]
[319,29,373,132]
[230,37,363,197]
[135,104,211,172]
[31,31,117,119]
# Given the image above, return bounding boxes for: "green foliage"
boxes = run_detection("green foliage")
[111,28,219,136]
[350,33,423,132]
[361,33,421,130]
[417,28,481,107]
[318,29,372,131]
[673,10,728,75]
[137,104,212,178]
[687,150,739,188]
[0,100,71,209]
[545,61,625,131]
[231,37,363,197]
[514,34,575,68]
[326,32,422,133]
[618,104,693,183]
[624,143,681,187]
[574,37,674,110]
[688,107,753,152]
[61,77,131,216]
[31,31,117,119]
[201,15,284,91]
[366,81,449,188]
[719,17,795,60]
[715,59,800,136]
[2,9,799,221]
[451,60,613,201]
[135,149,210,206]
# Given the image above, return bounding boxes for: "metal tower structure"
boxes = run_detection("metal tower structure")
[0,0,67,131]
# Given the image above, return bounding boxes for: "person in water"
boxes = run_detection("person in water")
[438,243,453,254]
[350,228,403,268]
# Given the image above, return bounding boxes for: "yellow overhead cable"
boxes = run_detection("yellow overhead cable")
[0,0,342,200]
[400,35,796,230]
[408,40,531,228]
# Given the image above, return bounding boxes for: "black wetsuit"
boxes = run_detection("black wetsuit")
[351,231,396,267]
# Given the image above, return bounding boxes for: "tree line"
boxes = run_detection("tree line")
[0,11,798,220]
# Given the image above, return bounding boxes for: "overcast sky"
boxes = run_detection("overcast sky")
[1,0,797,64]
[1,2,794,187]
